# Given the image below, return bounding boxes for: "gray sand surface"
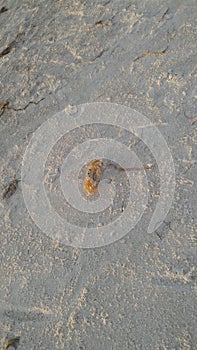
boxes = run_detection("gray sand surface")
[0,1,196,349]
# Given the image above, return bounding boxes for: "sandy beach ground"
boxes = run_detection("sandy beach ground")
[0,1,196,349]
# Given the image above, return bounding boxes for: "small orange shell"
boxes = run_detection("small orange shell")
[84,159,103,196]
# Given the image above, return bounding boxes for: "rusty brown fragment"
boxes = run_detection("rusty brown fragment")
[83,159,152,196]
[84,159,103,196]
[2,179,19,199]
[0,101,9,109]
[3,337,20,350]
